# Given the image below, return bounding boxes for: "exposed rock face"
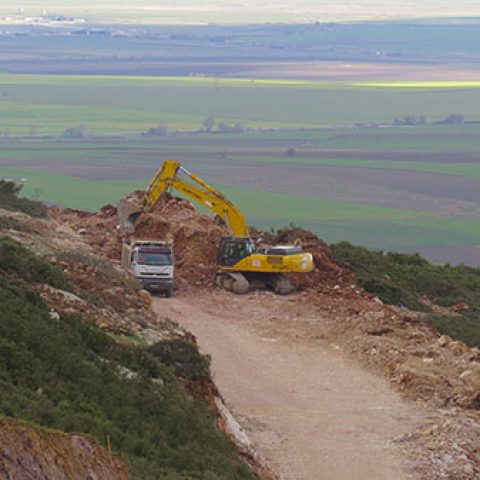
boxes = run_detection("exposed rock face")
[0,418,129,480]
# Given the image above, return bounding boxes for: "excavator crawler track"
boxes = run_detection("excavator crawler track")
[242,272,294,295]
[270,274,294,295]
[215,272,250,294]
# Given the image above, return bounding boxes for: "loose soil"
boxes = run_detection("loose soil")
[155,291,425,480]
[154,288,480,480]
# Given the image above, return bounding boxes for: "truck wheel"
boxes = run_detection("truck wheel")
[165,288,172,298]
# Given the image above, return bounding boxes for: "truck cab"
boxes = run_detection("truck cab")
[122,240,174,297]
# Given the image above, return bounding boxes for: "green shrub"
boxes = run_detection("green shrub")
[333,241,480,308]
[358,275,426,312]
[0,180,47,218]
[0,236,72,290]
[149,339,211,380]
[0,277,254,480]
[427,313,480,348]
[333,241,480,347]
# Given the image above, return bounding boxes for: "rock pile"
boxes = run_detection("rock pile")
[269,226,355,293]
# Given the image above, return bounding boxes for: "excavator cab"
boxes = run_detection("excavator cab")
[217,237,256,267]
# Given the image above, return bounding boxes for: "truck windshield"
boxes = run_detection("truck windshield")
[137,251,172,266]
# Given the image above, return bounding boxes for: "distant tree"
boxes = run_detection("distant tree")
[217,122,246,134]
[145,124,169,137]
[442,114,465,125]
[63,125,86,139]
[394,115,427,126]
[217,122,230,133]
[404,115,417,126]
[202,117,215,132]
[286,147,296,156]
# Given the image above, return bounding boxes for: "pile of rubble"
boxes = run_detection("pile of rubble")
[269,226,356,293]
[395,409,480,479]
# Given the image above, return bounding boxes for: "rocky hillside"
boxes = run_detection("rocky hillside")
[0,183,261,480]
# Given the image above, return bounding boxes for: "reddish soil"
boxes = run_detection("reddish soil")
[0,418,129,480]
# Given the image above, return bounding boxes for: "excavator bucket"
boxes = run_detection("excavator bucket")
[117,196,144,233]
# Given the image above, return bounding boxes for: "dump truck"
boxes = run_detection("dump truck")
[121,239,174,297]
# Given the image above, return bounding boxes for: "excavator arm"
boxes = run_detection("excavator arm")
[128,160,250,237]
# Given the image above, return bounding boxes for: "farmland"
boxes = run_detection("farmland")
[0,29,479,267]
[1,89,480,266]
[1,74,480,134]
[2,23,480,79]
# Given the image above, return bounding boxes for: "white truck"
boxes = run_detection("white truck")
[121,240,174,297]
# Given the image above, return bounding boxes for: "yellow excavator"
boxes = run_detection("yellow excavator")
[118,160,314,294]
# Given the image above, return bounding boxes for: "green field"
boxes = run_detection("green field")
[3,159,480,256]
[1,74,480,264]
[2,74,480,135]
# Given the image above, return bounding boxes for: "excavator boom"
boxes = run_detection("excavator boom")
[145,161,250,237]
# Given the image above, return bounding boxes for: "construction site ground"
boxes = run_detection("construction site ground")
[156,290,427,479]
[53,196,480,480]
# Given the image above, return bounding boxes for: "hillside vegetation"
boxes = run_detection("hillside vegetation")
[0,180,47,218]
[0,195,255,480]
[333,241,480,347]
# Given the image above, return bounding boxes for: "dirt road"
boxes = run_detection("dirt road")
[154,290,427,480]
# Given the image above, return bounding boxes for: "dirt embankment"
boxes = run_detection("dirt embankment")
[0,418,129,480]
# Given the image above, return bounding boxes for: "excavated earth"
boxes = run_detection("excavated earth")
[0,418,129,480]
[51,196,480,480]
[51,193,355,292]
